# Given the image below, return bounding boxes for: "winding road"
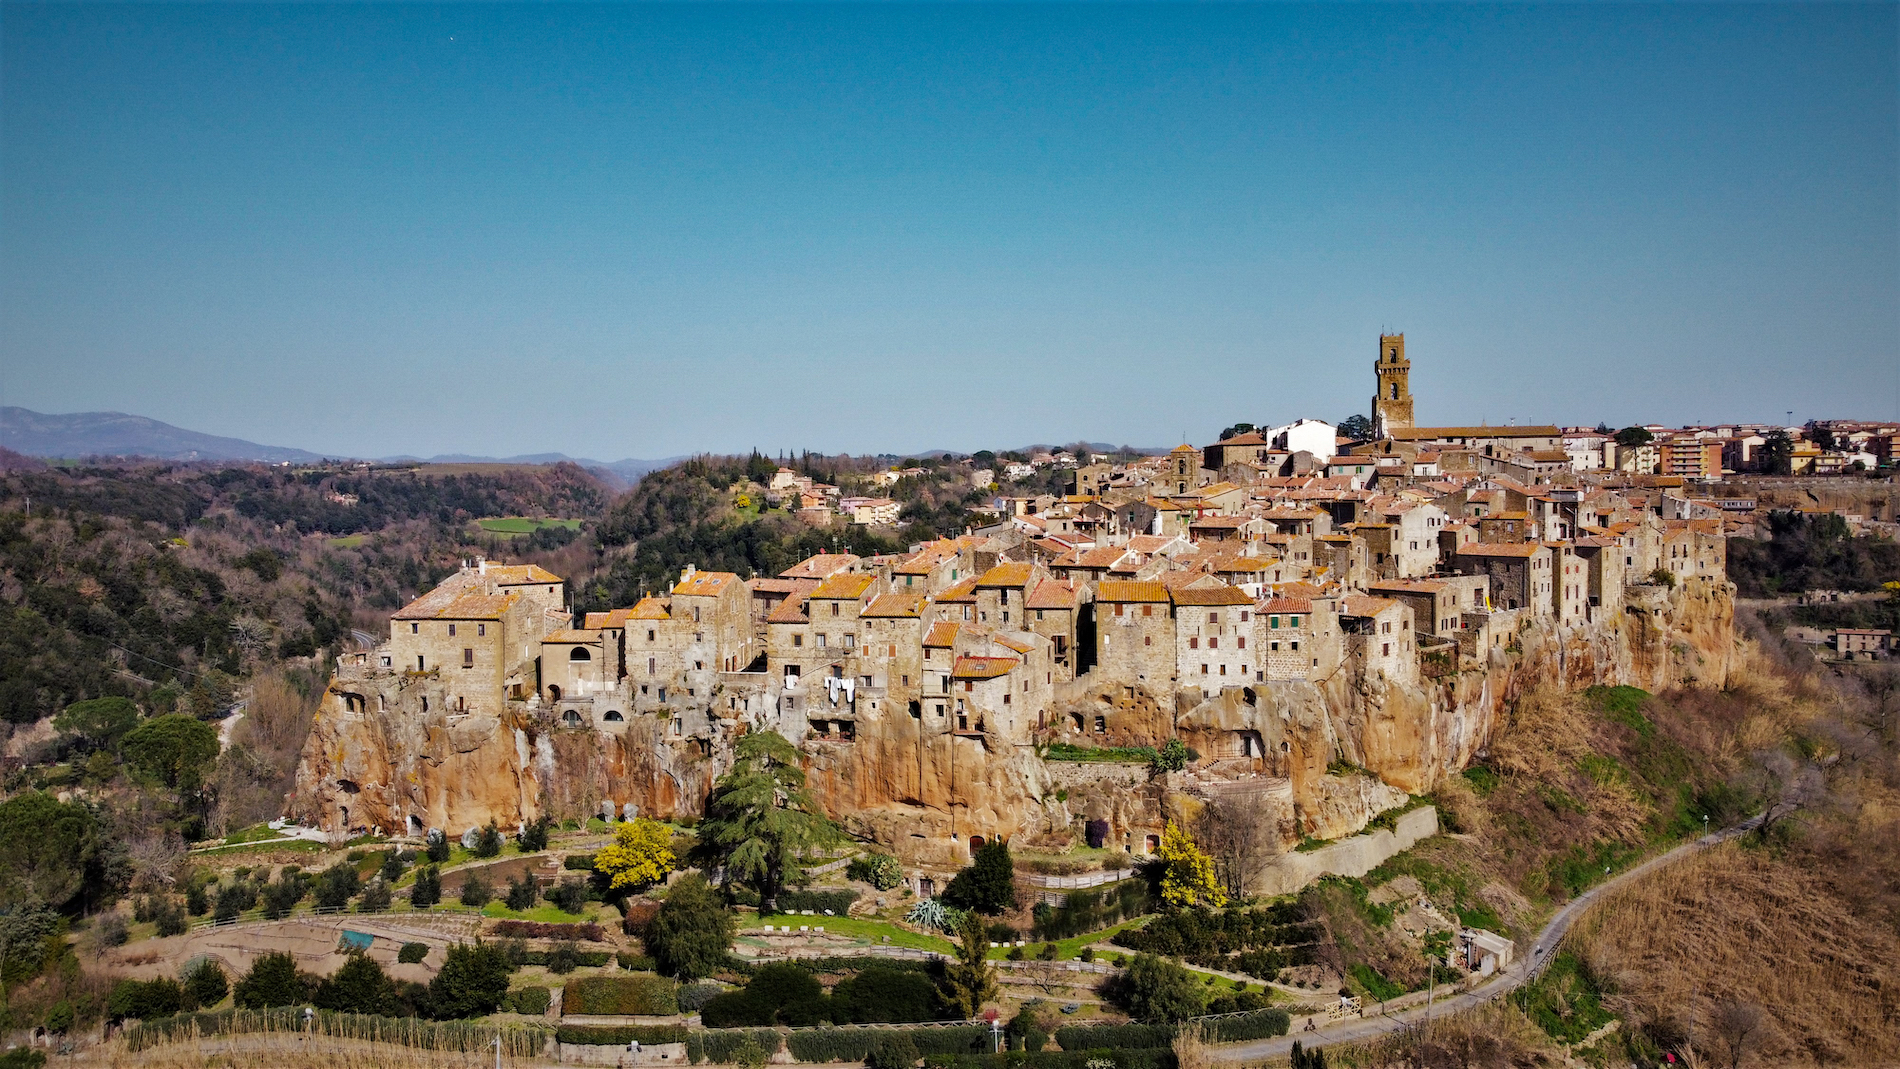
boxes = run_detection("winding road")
[1213,815,1765,1062]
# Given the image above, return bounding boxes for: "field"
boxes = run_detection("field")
[474,516,582,538]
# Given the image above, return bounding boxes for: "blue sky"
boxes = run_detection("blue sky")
[3,3,1894,460]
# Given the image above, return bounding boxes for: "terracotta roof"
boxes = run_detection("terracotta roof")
[779,552,860,580]
[1387,425,1562,440]
[1214,556,1277,572]
[951,655,1018,679]
[861,593,928,618]
[1076,546,1131,568]
[674,571,741,597]
[1190,515,1247,528]
[747,577,812,595]
[1340,595,1402,617]
[1367,579,1449,594]
[975,562,1034,588]
[584,607,636,630]
[1025,580,1079,610]
[395,589,519,621]
[541,629,599,644]
[995,634,1035,655]
[1097,580,1171,602]
[766,594,811,624]
[1125,535,1179,553]
[1169,584,1253,607]
[810,574,878,600]
[1457,543,1543,558]
[935,577,979,602]
[484,564,564,585]
[629,596,672,621]
[1259,597,1312,612]
[924,621,961,647]
[1216,431,1270,445]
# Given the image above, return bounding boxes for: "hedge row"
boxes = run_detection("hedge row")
[687,1028,784,1064]
[793,956,933,976]
[564,975,680,1016]
[617,952,659,971]
[564,854,597,870]
[517,948,613,969]
[768,889,858,916]
[1052,1009,1289,1052]
[557,1024,692,1045]
[492,920,606,941]
[933,1049,1174,1069]
[786,1024,991,1063]
[505,987,552,1015]
[122,1008,550,1055]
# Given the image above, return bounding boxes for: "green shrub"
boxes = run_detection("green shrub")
[1054,1023,1172,1051]
[398,943,429,964]
[564,853,598,871]
[505,986,552,1015]
[686,1028,783,1064]
[557,1023,690,1045]
[677,981,726,1012]
[108,977,184,1021]
[0,1049,47,1069]
[830,966,943,1023]
[618,952,659,971]
[787,1025,990,1064]
[563,975,680,1016]
[846,853,903,891]
[769,889,857,916]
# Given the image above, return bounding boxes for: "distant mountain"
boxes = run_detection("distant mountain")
[0,407,330,464]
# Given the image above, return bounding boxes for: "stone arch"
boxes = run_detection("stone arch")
[563,709,583,727]
[547,684,562,701]
[570,647,592,661]
[603,709,624,722]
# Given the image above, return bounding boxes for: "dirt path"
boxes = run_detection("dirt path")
[1210,814,1765,1062]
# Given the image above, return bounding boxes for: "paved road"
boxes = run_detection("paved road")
[352,628,379,650]
[1213,815,1764,1062]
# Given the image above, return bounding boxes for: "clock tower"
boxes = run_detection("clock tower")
[1372,333,1413,438]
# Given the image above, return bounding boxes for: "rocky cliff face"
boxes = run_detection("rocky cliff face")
[293,577,1734,868]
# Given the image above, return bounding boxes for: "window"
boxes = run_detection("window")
[1190,637,1199,649]
[1291,640,1300,651]
[1219,664,1227,675]
[463,648,474,666]
[448,624,456,637]
[648,657,656,674]
[417,655,425,670]
[477,623,485,637]
[843,634,855,648]
[1270,641,1279,651]
[1201,664,1209,674]
[1115,603,1125,616]
[1144,636,1151,646]
[1382,643,1390,656]
[793,634,803,647]
[648,629,655,642]
[1237,637,1246,649]
[1094,715,1106,733]
[817,634,827,647]
[411,623,419,634]
[1036,610,1044,621]
[1208,612,1219,624]
[1142,605,1153,616]
[1240,611,1249,622]
[831,602,840,616]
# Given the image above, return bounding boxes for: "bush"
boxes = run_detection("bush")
[315,953,397,1015]
[234,951,316,1009]
[459,873,492,908]
[262,876,305,920]
[564,975,680,1016]
[700,963,825,1027]
[505,873,539,912]
[399,942,430,964]
[847,853,904,891]
[315,863,361,910]
[557,1023,690,1045]
[185,884,209,916]
[546,941,583,975]
[1099,954,1206,1023]
[473,823,504,858]
[425,829,451,864]
[410,866,442,908]
[687,1028,783,1064]
[770,889,858,916]
[95,913,128,948]
[619,952,659,971]
[546,879,592,915]
[109,977,184,1022]
[677,981,726,1012]
[184,960,229,1010]
[941,840,1016,915]
[507,986,552,1015]
[831,966,943,1024]
[359,880,392,913]
[427,942,513,1019]
[868,1031,921,1069]
[564,853,598,871]
[152,898,188,937]
[787,1025,990,1063]
[380,850,407,883]
[518,815,552,853]
[0,1050,46,1069]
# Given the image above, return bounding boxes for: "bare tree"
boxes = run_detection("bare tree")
[1709,999,1765,1069]
[1195,791,1273,899]
[1016,956,1073,997]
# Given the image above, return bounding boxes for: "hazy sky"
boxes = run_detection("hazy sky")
[3,3,1895,460]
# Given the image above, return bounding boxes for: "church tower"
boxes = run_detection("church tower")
[1372,333,1414,438]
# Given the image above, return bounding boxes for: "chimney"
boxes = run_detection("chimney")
[681,563,697,584]
[477,557,488,575]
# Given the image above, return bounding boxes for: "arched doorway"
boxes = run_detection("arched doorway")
[547,684,562,701]
[603,710,624,722]
[968,835,985,855]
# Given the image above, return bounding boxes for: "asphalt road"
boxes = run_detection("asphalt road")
[1213,815,1765,1062]
[351,628,378,649]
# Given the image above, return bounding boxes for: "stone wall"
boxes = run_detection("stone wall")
[1252,805,1440,898]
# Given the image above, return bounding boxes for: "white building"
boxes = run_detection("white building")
[1268,419,1338,462]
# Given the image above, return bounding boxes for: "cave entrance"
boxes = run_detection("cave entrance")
[1144,833,1160,854]
[968,835,985,855]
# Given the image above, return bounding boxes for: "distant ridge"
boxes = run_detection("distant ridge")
[0,407,329,464]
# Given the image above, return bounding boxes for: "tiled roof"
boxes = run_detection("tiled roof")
[1340,595,1401,617]
[779,552,860,580]
[747,577,812,594]
[862,593,928,618]
[1217,431,1270,445]
[674,571,741,597]
[1457,543,1543,558]
[951,655,1018,679]
[1259,597,1312,612]
[629,596,672,620]
[924,621,961,647]
[994,634,1034,655]
[1170,584,1253,607]
[541,629,599,644]
[1025,580,1078,610]
[484,564,565,585]
[1367,579,1449,594]
[1387,425,1562,440]
[766,594,811,624]
[975,562,1034,588]
[810,574,878,600]
[422,593,518,621]
[1097,581,1171,602]
[1125,535,1178,553]
[935,577,979,602]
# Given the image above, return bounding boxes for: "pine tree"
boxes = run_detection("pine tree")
[936,912,998,1019]
[943,838,1017,915]
[699,731,836,912]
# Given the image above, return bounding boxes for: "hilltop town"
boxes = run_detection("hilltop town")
[295,336,1746,885]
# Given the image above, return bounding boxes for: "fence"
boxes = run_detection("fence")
[1019,868,1135,890]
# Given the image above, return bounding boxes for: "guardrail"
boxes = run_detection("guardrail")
[1018,868,1135,889]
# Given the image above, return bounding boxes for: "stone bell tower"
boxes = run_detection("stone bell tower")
[1372,333,1414,438]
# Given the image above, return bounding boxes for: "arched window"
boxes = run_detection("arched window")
[563,710,583,726]
[570,647,591,661]
[603,710,624,722]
